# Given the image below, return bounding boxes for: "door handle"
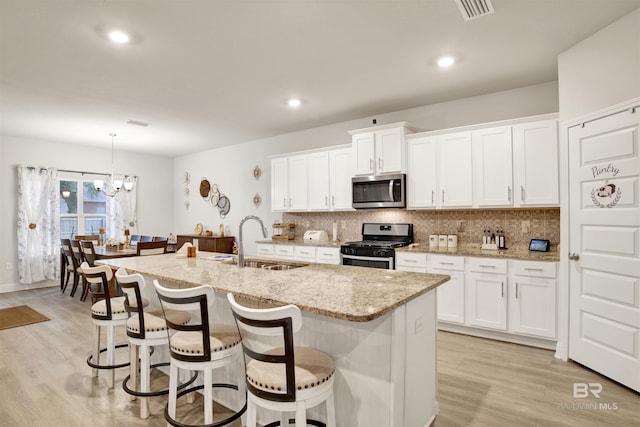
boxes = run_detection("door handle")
[568,252,580,261]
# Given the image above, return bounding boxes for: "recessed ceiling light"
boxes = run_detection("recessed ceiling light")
[437,56,455,68]
[287,98,302,108]
[108,30,130,44]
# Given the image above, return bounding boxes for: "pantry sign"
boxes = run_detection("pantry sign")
[590,163,623,208]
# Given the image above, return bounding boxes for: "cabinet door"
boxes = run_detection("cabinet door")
[439,132,473,207]
[316,247,340,265]
[329,148,353,210]
[513,119,559,206]
[308,151,330,210]
[375,127,404,174]
[271,157,289,212]
[473,126,513,206]
[467,273,507,331]
[256,243,274,258]
[434,270,465,324]
[407,137,438,208]
[510,277,556,339]
[352,132,376,175]
[294,246,316,262]
[288,155,308,211]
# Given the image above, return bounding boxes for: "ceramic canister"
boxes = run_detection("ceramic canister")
[429,235,438,248]
[438,235,448,248]
[447,235,458,248]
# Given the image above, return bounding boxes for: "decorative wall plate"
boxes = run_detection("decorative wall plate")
[218,195,230,218]
[199,178,211,199]
[209,184,220,206]
[253,165,262,180]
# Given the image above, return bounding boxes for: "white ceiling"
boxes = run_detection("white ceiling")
[1,0,639,157]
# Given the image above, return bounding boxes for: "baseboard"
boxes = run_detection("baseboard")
[438,322,557,350]
[0,280,58,294]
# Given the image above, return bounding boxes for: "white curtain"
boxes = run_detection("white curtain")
[105,176,138,238]
[17,166,60,283]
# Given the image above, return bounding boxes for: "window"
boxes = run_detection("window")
[60,178,106,239]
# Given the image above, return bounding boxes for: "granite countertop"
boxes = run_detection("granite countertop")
[256,238,344,248]
[396,244,560,262]
[99,253,449,322]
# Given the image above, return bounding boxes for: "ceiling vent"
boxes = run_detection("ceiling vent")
[454,0,494,21]
[126,119,150,127]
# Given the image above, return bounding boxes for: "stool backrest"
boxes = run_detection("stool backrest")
[81,263,114,320]
[153,280,215,363]
[80,240,97,267]
[137,240,167,256]
[115,267,147,339]
[227,293,302,402]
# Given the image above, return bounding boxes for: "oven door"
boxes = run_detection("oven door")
[341,254,393,270]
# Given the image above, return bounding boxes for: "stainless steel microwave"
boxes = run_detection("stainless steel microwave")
[352,174,406,209]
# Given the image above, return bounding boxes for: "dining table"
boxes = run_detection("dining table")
[93,246,138,259]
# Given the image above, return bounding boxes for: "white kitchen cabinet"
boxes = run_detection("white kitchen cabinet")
[396,252,428,271]
[329,148,353,210]
[256,243,274,258]
[467,258,508,331]
[308,151,330,210]
[429,255,465,325]
[473,126,513,207]
[439,132,473,207]
[350,122,415,176]
[273,245,295,260]
[509,260,556,339]
[315,247,340,265]
[270,155,308,212]
[513,119,559,206]
[270,157,289,212]
[407,136,438,209]
[294,246,317,262]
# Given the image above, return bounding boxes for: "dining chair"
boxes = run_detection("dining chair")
[139,235,153,242]
[60,239,79,294]
[80,240,98,301]
[152,236,168,242]
[136,240,167,256]
[69,240,87,298]
[130,234,141,242]
[75,234,100,241]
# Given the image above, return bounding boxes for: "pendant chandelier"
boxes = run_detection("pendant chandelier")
[93,133,134,197]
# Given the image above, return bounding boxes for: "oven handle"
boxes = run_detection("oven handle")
[341,254,393,262]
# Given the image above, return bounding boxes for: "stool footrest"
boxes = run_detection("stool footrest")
[86,343,130,370]
[163,383,247,427]
[122,363,199,398]
[264,419,326,427]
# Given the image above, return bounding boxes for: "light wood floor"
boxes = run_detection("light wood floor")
[1,286,638,426]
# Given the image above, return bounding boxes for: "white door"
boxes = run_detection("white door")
[308,151,330,210]
[569,105,640,392]
[407,137,438,208]
[473,126,513,206]
[329,148,353,210]
[439,132,473,207]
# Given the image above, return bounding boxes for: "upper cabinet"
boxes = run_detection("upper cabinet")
[350,122,415,176]
[439,132,474,208]
[271,146,353,213]
[513,119,559,206]
[473,126,514,207]
[407,136,438,209]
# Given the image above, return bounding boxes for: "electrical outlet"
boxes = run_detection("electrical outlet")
[5,262,12,271]
[522,220,530,234]
[415,316,424,334]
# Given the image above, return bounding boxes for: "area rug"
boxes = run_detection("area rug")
[0,305,50,330]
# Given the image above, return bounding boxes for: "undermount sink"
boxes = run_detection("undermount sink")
[234,258,308,270]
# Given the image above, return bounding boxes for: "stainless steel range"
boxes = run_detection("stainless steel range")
[340,223,414,270]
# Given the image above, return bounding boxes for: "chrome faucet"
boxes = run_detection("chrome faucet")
[237,215,268,268]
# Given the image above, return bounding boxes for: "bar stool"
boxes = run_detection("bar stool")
[227,293,336,427]
[83,263,148,388]
[116,268,194,419]
[153,280,247,427]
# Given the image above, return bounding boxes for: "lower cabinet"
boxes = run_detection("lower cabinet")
[255,243,340,265]
[396,252,557,345]
[176,235,234,253]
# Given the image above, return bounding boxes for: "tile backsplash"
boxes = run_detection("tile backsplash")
[282,208,560,251]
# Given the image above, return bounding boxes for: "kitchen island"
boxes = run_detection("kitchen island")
[99,253,450,427]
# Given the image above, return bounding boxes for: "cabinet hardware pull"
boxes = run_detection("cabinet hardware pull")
[332,195,335,206]
[524,268,543,271]
[431,190,435,204]
[289,197,292,208]
[521,185,525,202]
[508,186,511,202]
[405,259,417,263]
[516,282,519,299]
[283,198,286,209]
[378,157,382,170]
[369,158,374,171]
[442,189,445,203]
[479,265,496,268]
[440,262,454,265]
[501,281,504,298]
[325,196,328,206]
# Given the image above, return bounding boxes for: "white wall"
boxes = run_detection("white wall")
[0,135,173,288]
[174,81,559,256]
[558,8,640,120]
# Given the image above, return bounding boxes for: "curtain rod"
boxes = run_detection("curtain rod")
[58,168,138,178]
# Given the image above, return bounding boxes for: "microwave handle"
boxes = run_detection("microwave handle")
[389,180,394,201]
